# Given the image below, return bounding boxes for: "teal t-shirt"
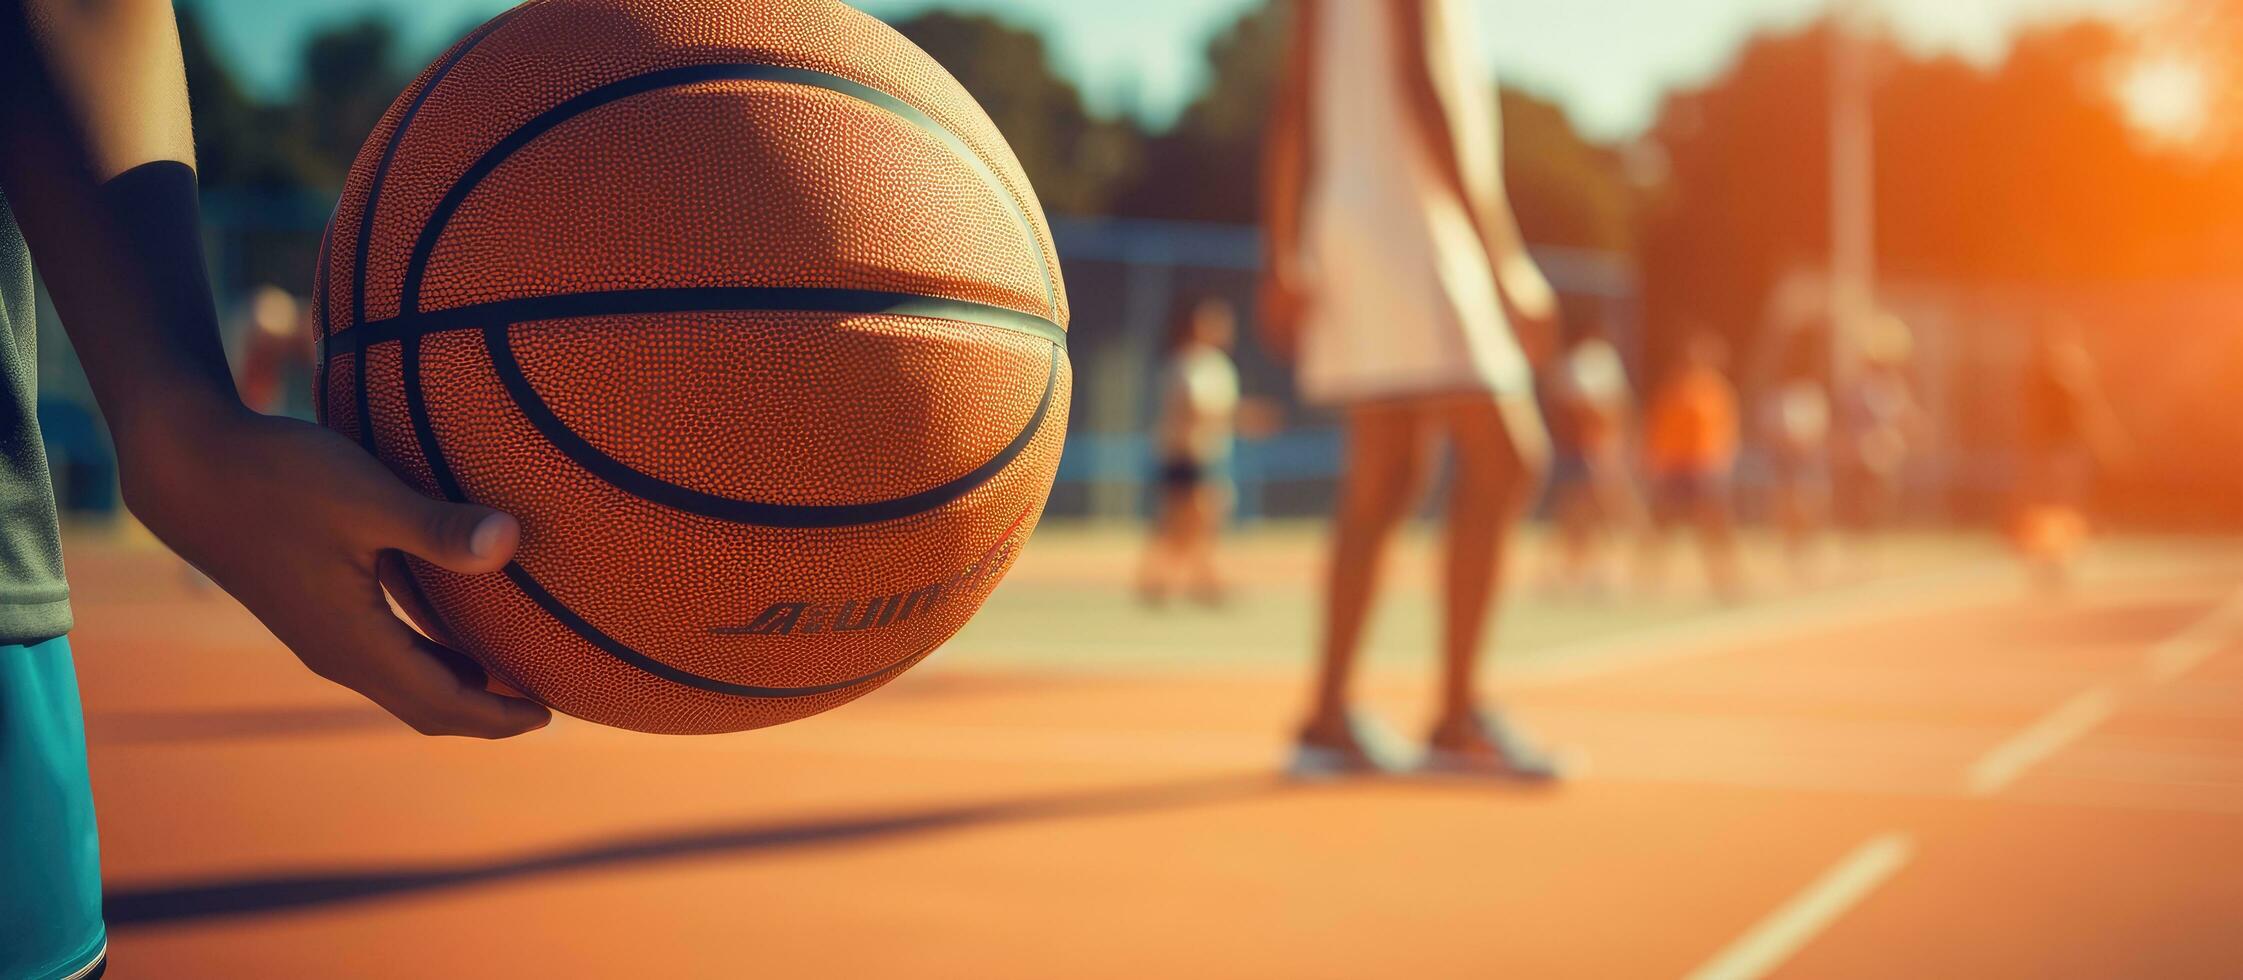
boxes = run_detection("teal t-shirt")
[0,192,72,643]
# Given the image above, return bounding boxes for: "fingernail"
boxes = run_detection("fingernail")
[469,514,512,559]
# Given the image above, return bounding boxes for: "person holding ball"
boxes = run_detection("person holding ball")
[2,4,547,976]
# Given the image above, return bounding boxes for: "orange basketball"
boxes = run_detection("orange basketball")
[312,0,1070,734]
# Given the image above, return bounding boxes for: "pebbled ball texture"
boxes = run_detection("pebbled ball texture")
[314,0,1071,734]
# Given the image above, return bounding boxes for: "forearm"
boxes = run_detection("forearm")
[1260,0,1315,287]
[29,162,244,453]
[1487,216,1557,324]
[1,0,243,458]
[1389,3,1545,319]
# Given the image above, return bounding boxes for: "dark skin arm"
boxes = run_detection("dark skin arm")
[1257,0,1316,361]
[1,0,547,738]
[1394,0,1558,365]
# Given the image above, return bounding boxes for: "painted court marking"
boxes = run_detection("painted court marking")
[1965,585,2243,797]
[1686,832,1916,980]
[1683,578,2243,977]
[1512,561,2008,687]
[2147,588,2243,684]
[1966,686,2121,797]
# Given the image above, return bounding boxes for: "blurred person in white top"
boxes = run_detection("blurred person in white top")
[1263,0,1563,779]
[1139,297,1247,606]
[1545,328,1641,597]
[1764,331,1834,583]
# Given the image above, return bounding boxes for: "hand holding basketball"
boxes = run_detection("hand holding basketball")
[315,0,1071,733]
[117,405,551,739]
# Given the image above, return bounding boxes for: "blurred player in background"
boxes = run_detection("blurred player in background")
[1544,326,1640,597]
[1139,296,1245,607]
[1263,0,1562,778]
[1642,330,1743,599]
[2013,321,2126,589]
[1763,330,1833,584]
[1836,313,1919,550]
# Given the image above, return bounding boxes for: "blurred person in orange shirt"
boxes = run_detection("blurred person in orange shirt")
[1263,0,1564,779]
[1544,325,1642,597]
[1642,330,1744,599]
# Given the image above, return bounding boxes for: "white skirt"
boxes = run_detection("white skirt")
[1293,188,1530,406]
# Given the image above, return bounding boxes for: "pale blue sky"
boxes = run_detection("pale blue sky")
[190,0,2155,140]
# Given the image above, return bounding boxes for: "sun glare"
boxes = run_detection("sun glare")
[2116,55,2210,144]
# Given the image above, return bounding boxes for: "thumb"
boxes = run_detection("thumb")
[387,496,520,575]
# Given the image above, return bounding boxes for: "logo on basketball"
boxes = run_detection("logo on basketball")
[712,536,1020,638]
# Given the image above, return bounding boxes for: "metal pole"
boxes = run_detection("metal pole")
[1829,0,1876,385]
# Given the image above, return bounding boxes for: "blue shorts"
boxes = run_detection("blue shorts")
[1,637,107,980]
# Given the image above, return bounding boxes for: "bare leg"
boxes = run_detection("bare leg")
[1136,487,1189,604]
[1637,481,1674,594]
[1433,392,1548,724]
[1695,486,1744,600]
[1302,401,1427,743]
[1552,481,1593,592]
[1182,484,1229,603]
[1773,482,1807,582]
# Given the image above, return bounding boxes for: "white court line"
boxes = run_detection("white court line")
[1512,562,2007,687]
[1965,686,2120,797]
[1963,585,2243,797]
[757,563,2013,771]
[2147,588,2243,684]
[1686,832,1916,980]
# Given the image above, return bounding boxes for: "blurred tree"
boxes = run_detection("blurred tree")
[1113,1,1286,223]
[1502,87,1635,253]
[294,17,410,188]
[1635,17,2233,365]
[1116,0,1632,250]
[892,11,1141,215]
[177,4,317,188]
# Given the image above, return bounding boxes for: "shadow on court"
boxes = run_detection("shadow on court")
[106,772,1283,927]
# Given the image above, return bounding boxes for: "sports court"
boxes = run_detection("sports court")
[76,524,2243,978]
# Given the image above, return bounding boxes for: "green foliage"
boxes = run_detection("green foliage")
[1115,0,1631,243]
[178,4,406,191]
[892,11,1141,215]
[292,17,410,188]
[1114,1,1288,222]
[1636,17,2235,359]
[178,6,315,188]
[1502,87,1635,253]
[178,0,1634,253]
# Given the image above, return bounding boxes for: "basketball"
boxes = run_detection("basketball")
[311,0,1071,734]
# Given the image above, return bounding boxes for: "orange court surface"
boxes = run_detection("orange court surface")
[69,522,2243,978]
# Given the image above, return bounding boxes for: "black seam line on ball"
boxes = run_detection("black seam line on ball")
[402,332,929,700]
[395,61,1059,321]
[499,564,928,699]
[482,333,1060,528]
[349,11,516,454]
[332,285,1067,352]
[311,220,333,426]
[398,333,466,503]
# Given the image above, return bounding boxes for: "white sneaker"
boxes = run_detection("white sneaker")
[1420,707,1577,782]
[1286,711,1410,779]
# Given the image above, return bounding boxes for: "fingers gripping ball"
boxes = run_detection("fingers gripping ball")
[313,0,1070,734]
